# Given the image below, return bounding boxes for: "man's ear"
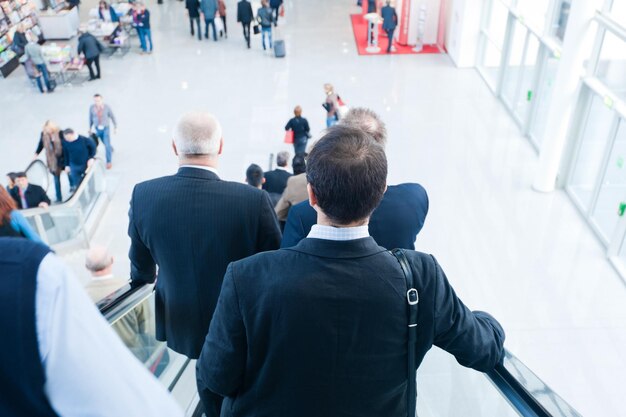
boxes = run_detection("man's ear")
[172,140,178,156]
[218,138,224,155]
[262,178,266,184]
[307,183,317,208]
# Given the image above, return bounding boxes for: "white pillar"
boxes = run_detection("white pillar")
[532,0,605,192]
[445,0,483,68]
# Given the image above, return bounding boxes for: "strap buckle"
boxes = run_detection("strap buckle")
[406,288,418,306]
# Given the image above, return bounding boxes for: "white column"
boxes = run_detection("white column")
[445,0,483,68]
[532,0,605,192]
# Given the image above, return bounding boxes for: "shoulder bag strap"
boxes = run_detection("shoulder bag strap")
[390,248,418,417]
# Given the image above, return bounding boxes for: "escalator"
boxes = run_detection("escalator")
[20,158,110,252]
[100,284,582,417]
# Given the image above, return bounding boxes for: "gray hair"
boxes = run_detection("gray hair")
[340,107,387,147]
[173,111,222,156]
[85,246,113,273]
[276,151,290,167]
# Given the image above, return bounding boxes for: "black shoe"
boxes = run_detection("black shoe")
[88,77,96,81]
[205,34,208,39]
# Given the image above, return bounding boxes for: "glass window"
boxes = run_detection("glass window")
[551,0,571,41]
[485,0,509,49]
[609,0,626,28]
[530,53,559,145]
[591,119,626,241]
[568,93,616,211]
[501,20,528,107]
[514,35,541,123]
[480,39,504,89]
[595,30,626,101]
[516,0,550,32]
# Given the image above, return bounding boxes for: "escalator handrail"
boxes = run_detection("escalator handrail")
[20,158,107,217]
[100,287,582,417]
[21,158,105,217]
[24,159,50,192]
[99,282,154,322]
[487,351,582,417]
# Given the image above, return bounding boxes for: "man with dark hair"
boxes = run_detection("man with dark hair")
[10,172,50,209]
[196,126,505,416]
[236,0,253,48]
[244,164,264,189]
[62,128,97,192]
[282,108,429,250]
[274,154,307,221]
[263,151,291,198]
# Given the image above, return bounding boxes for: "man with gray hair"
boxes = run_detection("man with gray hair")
[262,150,292,204]
[282,107,429,250]
[127,110,281,413]
[84,246,128,303]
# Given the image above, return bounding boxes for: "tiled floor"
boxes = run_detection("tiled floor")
[1,0,625,415]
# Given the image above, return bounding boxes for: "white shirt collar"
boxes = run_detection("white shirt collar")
[179,165,219,176]
[90,273,115,282]
[276,166,289,172]
[307,224,370,241]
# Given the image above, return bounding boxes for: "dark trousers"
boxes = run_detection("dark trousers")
[271,6,279,25]
[85,56,101,79]
[220,15,227,35]
[190,16,201,39]
[35,64,53,91]
[241,22,251,47]
[386,28,395,52]
[205,18,217,40]
[53,174,62,202]
[294,136,308,156]
[68,165,86,191]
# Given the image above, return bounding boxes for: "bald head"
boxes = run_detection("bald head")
[340,108,387,147]
[85,246,114,277]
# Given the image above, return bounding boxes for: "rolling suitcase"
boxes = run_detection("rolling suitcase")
[274,39,285,58]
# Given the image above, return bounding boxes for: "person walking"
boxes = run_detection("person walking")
[323,83,339,127]
[284,105,310,156]
[257,0,274,50]
[24,40,54,92]
[62,129,96,192]
[186,0,202,40]
[381,0,398,53]
[269,0,282,26]
[237,0,253,48]
[218,0,227,38]
[200,0,218,41]
[89,94,117,170]
[77,29,104,80]
[135,2,153,53]
[196,126,505,416]
[34,120,65,203]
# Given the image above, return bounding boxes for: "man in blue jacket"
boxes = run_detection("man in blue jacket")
[281,107,429,250]
[381,0,398,53]
[196,125,505,416]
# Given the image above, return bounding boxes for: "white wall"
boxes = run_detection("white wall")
[445,0,483,67]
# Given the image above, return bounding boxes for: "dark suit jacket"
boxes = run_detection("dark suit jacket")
[237,0,253,23]
[262,168,291,195]
[11,184,50,209]
[128,167,282,359]
[282,183,429,250]
[197,237,505,416]
[382,5,398,30]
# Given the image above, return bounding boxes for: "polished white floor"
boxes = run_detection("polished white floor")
[1,0,625,415]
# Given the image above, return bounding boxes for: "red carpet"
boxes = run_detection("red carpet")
[350,14,440,56]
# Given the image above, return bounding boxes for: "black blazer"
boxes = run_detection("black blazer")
[236,0,253,23]
[11,184,51,209]
[282,183,429,250]
[128,167,282,359]
[197,237,505,416]
[262,168,291,195]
